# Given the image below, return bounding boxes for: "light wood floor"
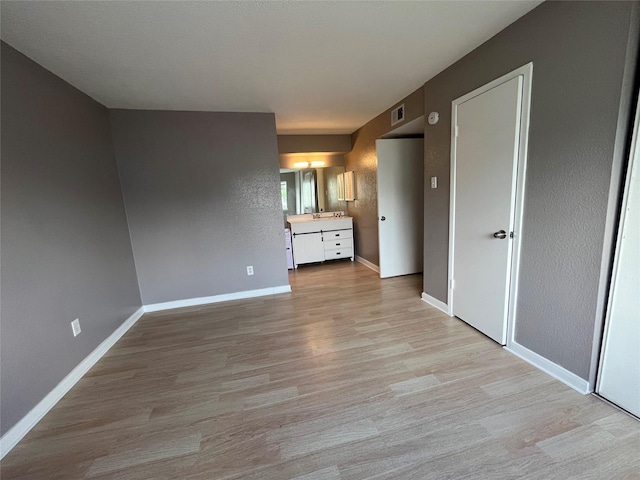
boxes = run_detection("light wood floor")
[2,261,638,479]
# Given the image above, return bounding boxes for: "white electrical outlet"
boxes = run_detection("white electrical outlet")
[246,265,254,276]
[71,318,81,337]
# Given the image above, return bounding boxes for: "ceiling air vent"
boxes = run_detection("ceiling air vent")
[391,104,405,126]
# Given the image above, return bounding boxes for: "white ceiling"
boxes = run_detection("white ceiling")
[1,1,542,134]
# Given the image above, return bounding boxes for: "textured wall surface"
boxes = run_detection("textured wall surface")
[277,135,352,154]
[422,1,639,379]
[0,43,141,435]
[109,110,290,305]
[345,87,424,264]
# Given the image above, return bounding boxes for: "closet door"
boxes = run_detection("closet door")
[597,99,640,418]
[450,76,523,345]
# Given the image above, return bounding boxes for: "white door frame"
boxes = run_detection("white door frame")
[447,63,533,348]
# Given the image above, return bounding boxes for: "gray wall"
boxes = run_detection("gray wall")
[345,87,424,264]
[0,43,141,435]
[109,110,289,305]
[422,1,639,380]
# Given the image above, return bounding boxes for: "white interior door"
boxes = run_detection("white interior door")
[597,97,640,417]
[451,76,523,344]
[376,138,424,279]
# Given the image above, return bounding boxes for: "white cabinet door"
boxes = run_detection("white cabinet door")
[292,232,324,267]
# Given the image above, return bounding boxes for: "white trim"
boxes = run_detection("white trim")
[355,255,380,274]
[0,306,145,459]
[505,342,591,395]
[448,63,533,347]
[506,63,533,350]
[143,285,292,313]
[421,292,452,316]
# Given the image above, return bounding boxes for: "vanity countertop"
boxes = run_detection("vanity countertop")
[287,215,351,223]
[287,215,352,234]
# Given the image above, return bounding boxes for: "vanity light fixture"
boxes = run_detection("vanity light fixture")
[293,161,326,168]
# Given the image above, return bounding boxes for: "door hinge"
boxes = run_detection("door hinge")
[510,231,514,239]
[455,125,459,138]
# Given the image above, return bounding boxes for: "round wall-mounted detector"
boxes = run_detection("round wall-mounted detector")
[428,112,439,125]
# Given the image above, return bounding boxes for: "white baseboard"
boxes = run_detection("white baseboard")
[0,306,145,460]
[143,285,292,313]
[421,292,452,316]
[505,341,591,395]
[355,256,380,274]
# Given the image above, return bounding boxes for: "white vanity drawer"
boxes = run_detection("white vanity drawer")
[323,229,352,241]
[324,239,350,250]
[324,247,353,260]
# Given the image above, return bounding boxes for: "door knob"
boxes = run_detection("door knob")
[493,230,507,239]
[380,216,386,221]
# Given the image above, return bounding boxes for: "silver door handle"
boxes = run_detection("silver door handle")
[493,230,507,239]
[380,216,386,221]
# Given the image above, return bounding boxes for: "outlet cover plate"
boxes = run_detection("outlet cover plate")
[71,319,81,337]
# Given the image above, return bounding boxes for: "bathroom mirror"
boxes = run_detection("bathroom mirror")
[280,166,346,217]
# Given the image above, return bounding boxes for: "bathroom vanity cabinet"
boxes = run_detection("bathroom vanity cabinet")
[287,215,354,268]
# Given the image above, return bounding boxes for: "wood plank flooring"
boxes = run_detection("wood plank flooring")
[2,261,638,479]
